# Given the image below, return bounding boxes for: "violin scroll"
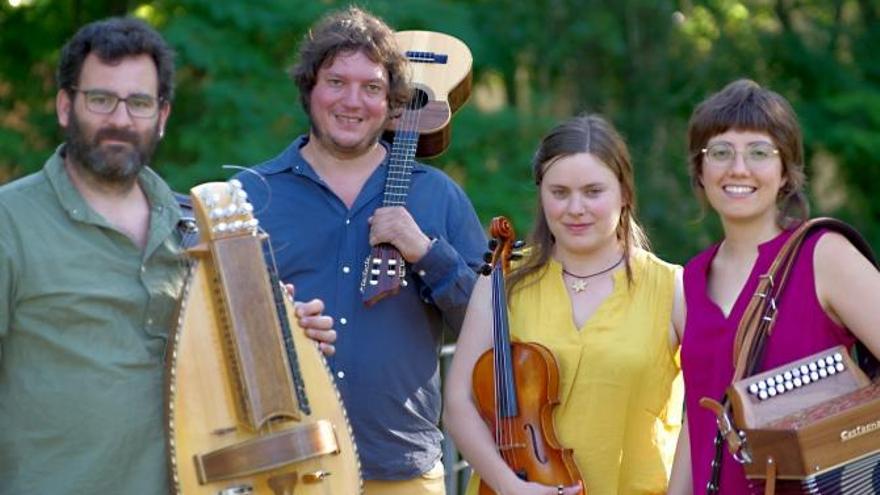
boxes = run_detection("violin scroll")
[478,216,526,276]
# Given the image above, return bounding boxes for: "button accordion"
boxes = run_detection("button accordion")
[728,345,880,493]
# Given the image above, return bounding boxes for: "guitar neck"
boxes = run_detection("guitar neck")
[381,114,419,207]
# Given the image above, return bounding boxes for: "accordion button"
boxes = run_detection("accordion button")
[809,362,818,372]
[803,375,812,384]
[759,390,769,400]
[836,362,845,372]
[784,381,793,391]
[827,365,837,375]
[792,368,801,377]
[793,377,803,387]
[775,383,785,394]
[768,387,777,397]
[783,371,793,381]
[774,374,783,384]
[800,365,810,375]
[834,352,844,362]
[819,368,828,378]
[758,381,767,390]
[749,383,759,394]
[810,371,819,381]
[825,356,835,366]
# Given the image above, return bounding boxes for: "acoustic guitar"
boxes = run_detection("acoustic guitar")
[361,30,472,305]
[165,180,361,494]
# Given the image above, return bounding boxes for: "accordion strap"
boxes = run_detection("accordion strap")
[732,217,878,382]
[704,217,878,494]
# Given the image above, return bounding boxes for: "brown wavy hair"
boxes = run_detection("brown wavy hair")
[687,79,808,228]
[507,113,649,297]
[289,6,411,117]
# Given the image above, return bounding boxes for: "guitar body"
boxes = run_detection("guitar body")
[384,30,473,158]
[166,182,361,495]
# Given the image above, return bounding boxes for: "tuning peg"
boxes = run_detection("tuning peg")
[510,253,524,261]
[478,264,493,276]
[513,240,526,249]
[482,251,494,263]
[487,239,498,251]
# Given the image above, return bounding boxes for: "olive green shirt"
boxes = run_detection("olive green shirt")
[0,146,186,494]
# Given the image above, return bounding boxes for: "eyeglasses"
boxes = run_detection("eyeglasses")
[71,87,161,118]
[701,142,780,168]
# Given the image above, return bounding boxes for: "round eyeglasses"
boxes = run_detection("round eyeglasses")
[701,142,780,168]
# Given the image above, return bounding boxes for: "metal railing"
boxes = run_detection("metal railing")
[440,343,472,495]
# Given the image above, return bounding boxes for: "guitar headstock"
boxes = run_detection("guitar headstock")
[360,244,407,307]
[189,180,259,243]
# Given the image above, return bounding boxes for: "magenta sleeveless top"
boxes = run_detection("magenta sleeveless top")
[681,228,855,493]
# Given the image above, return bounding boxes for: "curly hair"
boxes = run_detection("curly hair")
[57,16,175,102]
[289,6,411,116]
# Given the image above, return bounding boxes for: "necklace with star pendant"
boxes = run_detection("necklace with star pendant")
[562,254,625,293]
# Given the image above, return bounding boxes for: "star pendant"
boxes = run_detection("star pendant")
[570,279,587,293]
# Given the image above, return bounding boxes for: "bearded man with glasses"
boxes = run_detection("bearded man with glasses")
[0,17,335,494]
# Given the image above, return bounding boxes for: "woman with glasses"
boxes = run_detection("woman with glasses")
[667,79,880,493]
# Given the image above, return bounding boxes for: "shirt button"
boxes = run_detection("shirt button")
[340,317,348,325]
[345,219,351,225]
[146,317,153,325]
[337,371,345,379]
[342,266,350,274]
[140,266,146,273]
[418,270,426,277]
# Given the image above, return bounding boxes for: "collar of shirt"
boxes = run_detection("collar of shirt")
[254,135,429,179]
[44,144,182,258]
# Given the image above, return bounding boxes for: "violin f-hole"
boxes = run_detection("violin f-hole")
[524,423,549,464]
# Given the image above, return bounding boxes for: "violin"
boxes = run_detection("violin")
[471,217,584,494]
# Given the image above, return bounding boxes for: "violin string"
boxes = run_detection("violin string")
[492,267,503,454]
[493,266,514,464]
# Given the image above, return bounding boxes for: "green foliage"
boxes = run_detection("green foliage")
[2,0,880,262]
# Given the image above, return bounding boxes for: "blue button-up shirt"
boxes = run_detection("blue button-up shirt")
[235,136,486,480]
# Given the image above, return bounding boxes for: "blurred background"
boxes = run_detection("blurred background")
[2,0,879,265]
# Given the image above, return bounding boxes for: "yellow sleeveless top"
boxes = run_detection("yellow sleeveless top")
[465,249,683,495]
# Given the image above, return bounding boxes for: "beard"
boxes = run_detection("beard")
[65,111,161,185]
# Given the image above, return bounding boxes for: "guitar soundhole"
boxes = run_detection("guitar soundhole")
[409,88,429,110]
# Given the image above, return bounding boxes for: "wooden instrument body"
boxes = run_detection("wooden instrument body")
[472,342,581,494]
[165,182,361,494]
[469,217,583,494]
[384,30,472,158]
[730,345,880,479]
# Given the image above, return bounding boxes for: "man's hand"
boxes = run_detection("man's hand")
[285,284,336,356]
[368,206,432,263]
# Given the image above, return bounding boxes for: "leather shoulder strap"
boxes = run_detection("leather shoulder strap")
[731,217,877,380]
